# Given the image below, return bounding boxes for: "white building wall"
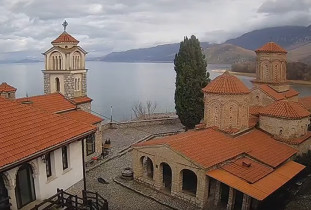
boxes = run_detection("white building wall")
[36,140,83,199]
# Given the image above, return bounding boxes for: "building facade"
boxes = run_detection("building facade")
[132,42,311,209]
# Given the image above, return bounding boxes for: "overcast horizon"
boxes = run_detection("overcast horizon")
[0,0,310,61]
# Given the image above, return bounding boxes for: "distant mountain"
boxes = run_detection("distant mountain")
[99,42,211,63]
[226,25,311,50]
[203,44,255,64]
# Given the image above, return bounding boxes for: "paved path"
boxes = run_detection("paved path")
[68,123,184,210]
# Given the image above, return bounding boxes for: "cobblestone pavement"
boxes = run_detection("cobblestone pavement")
[68,122,185,210]
[103,123,184,157]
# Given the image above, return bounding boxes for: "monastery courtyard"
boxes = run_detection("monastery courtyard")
[67,121,194,210]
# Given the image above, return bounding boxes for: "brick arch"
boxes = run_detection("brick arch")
[140,156,154,179]
[206,100,221,127]
[160,162,172,191]
[223,101,239,129]
[179,168,198,196]
[260,60,270,81]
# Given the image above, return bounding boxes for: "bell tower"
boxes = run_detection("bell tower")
[42,21,88,99]
[42,21,92,111]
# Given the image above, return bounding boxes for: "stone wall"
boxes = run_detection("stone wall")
[77,102,91,113]
[82,72,87,96]
[43,72,51,94]
[204,93,249,131]
[64,74,74,98]
[259,115,309,140]
[132,146,209,208]
[102,117,181,130]
[249,88,275,107]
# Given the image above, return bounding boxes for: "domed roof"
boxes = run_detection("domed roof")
[259,101,310,119]
[255,42,287,54]
[202,71,250,95]
[52,32,79,44]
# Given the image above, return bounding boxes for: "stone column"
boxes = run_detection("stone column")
[214,181,222,206]
[132,151,143,180]
[196,175,209,208]
[242,194,251,210]
[154,162,162,190]
[171,167,180,197]
[226,187,236,210]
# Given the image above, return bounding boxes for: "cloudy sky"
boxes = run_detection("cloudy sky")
[0,0,311,59]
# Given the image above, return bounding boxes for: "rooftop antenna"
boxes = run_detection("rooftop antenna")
[62,20,68,32]
[110,106,113,123]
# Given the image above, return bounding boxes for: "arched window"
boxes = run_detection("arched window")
[55,78,60,92]
[0,174,9,210]
[160,163,172,191]
[140,156,154,179]
[73,51,82,70]
[50,52,62,70]
[15,164,36,209]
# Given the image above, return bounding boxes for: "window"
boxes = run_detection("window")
[62,146,69,170]
[86,134,95,156]
[55,78,60,92]
[46,153,52,178]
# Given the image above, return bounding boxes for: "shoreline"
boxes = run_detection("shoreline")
[211,70,311,86]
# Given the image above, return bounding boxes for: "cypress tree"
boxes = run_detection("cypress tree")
[174,35,209,129]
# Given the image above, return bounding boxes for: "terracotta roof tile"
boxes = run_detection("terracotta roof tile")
[207,161,304,200]
[0,98,96,169]
[52,32,79,44]
[222,157,273,184]
[72,96,92,105]
[258,84,299,101]
[249,106,263,116]
[61,110,103,125]
[16,93,76,113]
[255,42,287,54]
[135,128,297,168]
[203,71,250,95]
[0,82,16,92]
[259,101,310,119]
[299,96,311,111]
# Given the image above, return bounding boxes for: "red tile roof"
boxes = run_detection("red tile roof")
[255,42,287,54]
[61,110,103,125]
[16,93,76,113]
[259,101,310,119]
[249,106,263,116]
[52,32,79,44]
[0,97,96,169]
[258,84,299,101]
[203,71,250,95]
[222,157,273,184]
[72,96,92,105]
[0,82,16,92]
[208,161,304,201]
[135,128,297,168]
[299,96,311,111]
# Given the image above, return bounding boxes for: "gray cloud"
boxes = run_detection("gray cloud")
[0,0,309,59]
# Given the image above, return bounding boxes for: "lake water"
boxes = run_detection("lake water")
[0,62,310,121]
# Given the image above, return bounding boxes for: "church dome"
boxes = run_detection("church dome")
[52,32,79,44]
[259,101,310,119]
[255,42,287,54]
[203,71,250,95]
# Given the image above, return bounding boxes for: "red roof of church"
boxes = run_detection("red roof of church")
[259,101,310,119]
[52,32,79,44]
[0,97,96,170]
[134,128,297,168]
[17,93,76,113]
[258,84,299,100]
[299,96,311,111]
[61,110,102,125]
[255,42,287,54]
[203,71,250,95]
[0,82,16,92]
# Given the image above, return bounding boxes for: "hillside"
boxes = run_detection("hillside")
[226,25,311,50]
[100,42,211,63]
[203,44,255,64]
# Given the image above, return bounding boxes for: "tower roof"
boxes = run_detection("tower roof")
[203,71,250,95]
[259,101,310,119]
[255,42,287,54]
[51,31,79,44]
[0,82,16,92]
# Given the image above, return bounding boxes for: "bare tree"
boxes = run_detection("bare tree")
[132,101,157,119]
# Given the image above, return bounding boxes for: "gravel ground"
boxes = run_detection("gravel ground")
[67,122,184,210]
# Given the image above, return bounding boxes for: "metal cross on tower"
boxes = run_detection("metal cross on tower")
[62,20,68,31]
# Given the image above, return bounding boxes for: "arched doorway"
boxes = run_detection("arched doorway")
[140,156,154,179]
[181,169,197,196]
[55,78,60,92]
[161,163,172,191]
[15,164,36,209]
[0,174,9,210]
